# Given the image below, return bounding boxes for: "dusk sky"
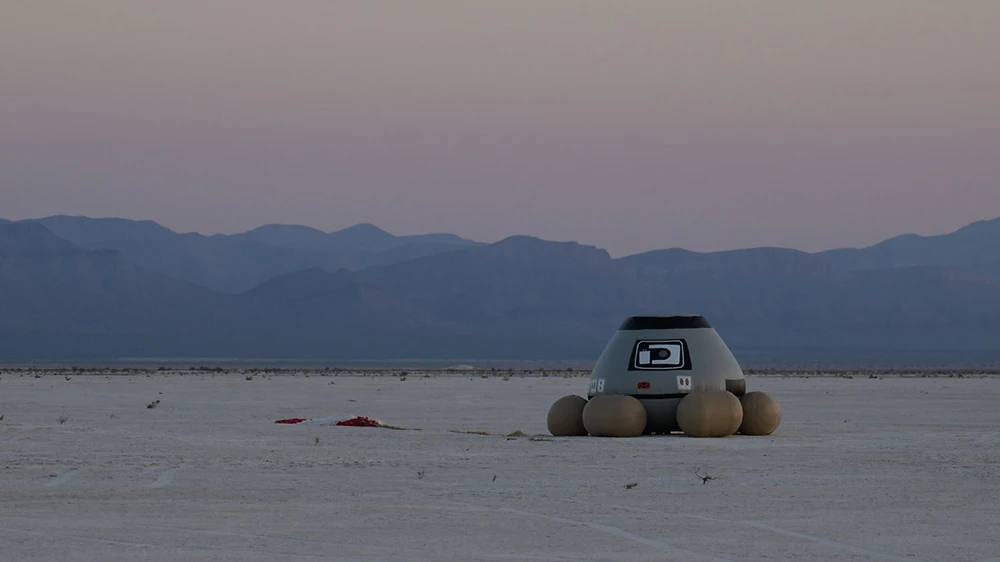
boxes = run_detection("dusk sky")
[2,1,998,256]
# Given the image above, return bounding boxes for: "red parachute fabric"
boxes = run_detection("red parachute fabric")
[335,416,383,427]
[274,416,386,427]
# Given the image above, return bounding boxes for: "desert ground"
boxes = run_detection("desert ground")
[1,370,998,561]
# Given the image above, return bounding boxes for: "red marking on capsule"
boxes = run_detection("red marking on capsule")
[637,382,651,390]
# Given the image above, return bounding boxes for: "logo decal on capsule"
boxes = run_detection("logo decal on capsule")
[629,339,690,371]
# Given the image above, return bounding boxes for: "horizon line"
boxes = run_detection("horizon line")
[3,211,997,258]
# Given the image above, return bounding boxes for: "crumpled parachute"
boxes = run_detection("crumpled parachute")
[274,415,385,427]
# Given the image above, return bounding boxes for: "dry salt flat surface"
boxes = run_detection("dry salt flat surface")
[1,371,999,562]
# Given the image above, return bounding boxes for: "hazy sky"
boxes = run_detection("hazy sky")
[2,1,998,256]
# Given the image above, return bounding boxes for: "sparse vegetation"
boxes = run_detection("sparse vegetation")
[694,467,716,485]
[146,399,161,409]
[625,482,638,489]
[417,470,425,479]
[58,411,69,424]
[0,365,995,381]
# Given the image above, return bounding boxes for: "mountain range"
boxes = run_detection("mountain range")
[2,214,999,366]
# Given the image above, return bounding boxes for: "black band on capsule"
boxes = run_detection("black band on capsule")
[725,378,746,397]
[625,393,688,400]
[618,316,712,331]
